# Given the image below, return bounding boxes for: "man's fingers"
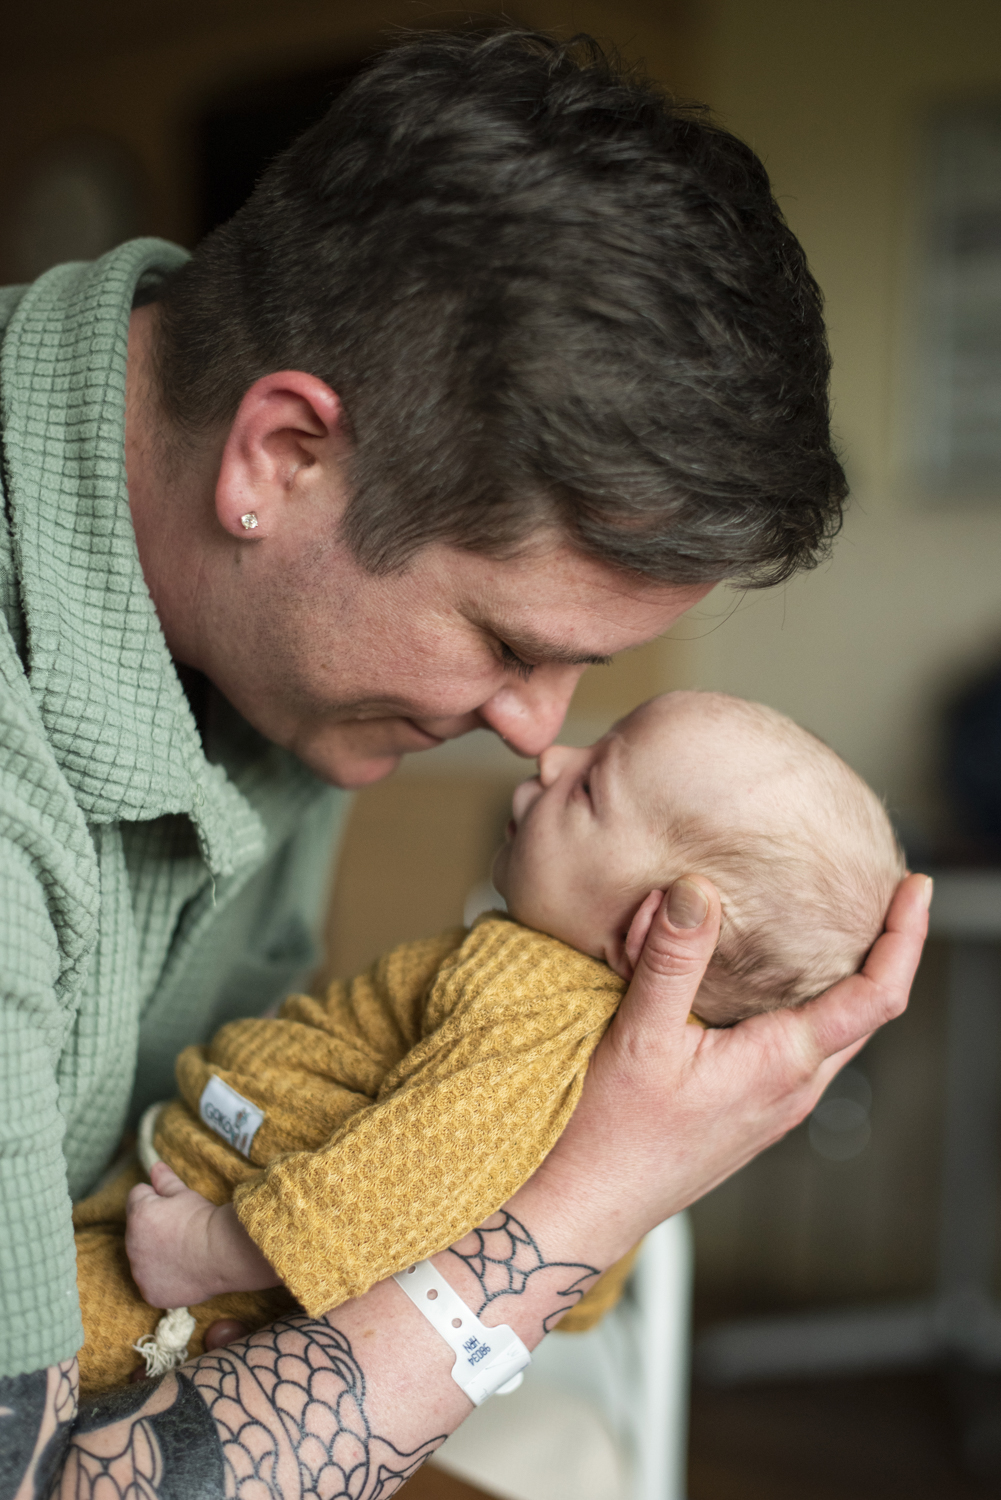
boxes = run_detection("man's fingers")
[798,871,931,1064]
[617,875,721,1041]
[867,872,932,995]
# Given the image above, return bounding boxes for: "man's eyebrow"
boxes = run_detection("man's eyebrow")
[497,627,612,668]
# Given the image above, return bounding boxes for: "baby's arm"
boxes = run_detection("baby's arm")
[125,1161,280,1308]
[125,932,461,1311]
[235,924,623,1318]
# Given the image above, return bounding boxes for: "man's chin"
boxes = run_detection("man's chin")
[295,717,450,789]
[330,755,404,790]
[298,747,400,790]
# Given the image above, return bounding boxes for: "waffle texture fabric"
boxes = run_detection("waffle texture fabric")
[0,242,347,1377]
[75,915,642,1392]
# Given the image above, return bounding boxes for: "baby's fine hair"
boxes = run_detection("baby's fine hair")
[661,694,906,1024]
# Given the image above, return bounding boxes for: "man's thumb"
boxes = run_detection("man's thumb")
[628,874,721,1021]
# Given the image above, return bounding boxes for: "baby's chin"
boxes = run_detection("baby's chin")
[489,842,511,900]
[497,892,609,967]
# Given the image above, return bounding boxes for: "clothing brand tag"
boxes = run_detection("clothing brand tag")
[198,1075,265,1158]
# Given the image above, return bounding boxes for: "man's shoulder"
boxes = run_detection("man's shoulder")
[0,281,29,337]
[0,618,99,961]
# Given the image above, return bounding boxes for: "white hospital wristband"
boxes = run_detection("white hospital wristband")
[392,1259,531,1406]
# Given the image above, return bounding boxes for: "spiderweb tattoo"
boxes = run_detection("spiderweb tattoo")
[447,1210,601,1333]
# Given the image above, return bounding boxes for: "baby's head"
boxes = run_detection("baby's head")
[492,691,905,1023]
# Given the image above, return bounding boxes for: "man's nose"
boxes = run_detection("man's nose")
[478,667,584,758]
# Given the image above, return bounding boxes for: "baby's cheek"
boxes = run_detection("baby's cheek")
[490,841,511,896]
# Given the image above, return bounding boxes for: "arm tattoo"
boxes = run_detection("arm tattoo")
[62,1319,442,1500]
[0,1362,76,1500]
[68,1371,223,1499]
[447,1210,602,1333]
[192,1319,441,1499]
[10,1215,591,1497]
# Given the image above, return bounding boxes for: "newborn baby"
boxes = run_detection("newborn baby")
[73,692,904,1393]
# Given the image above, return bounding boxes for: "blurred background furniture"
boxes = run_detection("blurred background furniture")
[694,870,1001,1470]
[431,1214,694,1500]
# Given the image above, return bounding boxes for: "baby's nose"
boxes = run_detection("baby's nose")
[538,743,577,787]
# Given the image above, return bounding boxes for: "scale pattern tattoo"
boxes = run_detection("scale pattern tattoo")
[447,1210,602,1333]
[22,1212,597,1498]
[190,1319,442,1499]
[60,1321,442,1500]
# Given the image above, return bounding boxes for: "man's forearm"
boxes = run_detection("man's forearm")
[5,1195,603,1500]
[0,1362,78,1500]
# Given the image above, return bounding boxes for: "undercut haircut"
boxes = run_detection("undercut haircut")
[154,27,847,585]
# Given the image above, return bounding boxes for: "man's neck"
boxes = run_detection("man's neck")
[124,305,220,673]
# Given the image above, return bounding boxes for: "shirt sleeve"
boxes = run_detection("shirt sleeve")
[0,643,99,1378]
[0,839,82,1375]
[232,921,623,1318]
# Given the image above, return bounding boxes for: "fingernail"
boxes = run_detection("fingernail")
[921,875,934,909]
[667,878,708,929]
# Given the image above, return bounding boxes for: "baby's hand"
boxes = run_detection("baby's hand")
[126,1162,223,1308]
[126,1161,281,1308]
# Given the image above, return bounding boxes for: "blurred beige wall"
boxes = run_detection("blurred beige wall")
[664,0,1001,842]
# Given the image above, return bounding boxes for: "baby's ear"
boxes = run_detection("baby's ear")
[607,891,665,981]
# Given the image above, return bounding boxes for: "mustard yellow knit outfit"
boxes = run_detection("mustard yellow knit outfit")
[74,915,644,1394]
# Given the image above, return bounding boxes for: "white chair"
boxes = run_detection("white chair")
[432,1212,693,1500]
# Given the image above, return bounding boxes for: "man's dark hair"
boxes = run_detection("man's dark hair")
[155,27,847,585]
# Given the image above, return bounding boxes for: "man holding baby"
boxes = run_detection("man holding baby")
[0,28,929,1499]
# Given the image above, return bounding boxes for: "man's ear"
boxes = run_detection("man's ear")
[606,890,665,981]
[214,371,348,540]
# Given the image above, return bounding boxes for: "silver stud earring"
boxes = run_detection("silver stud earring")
[240,512,259,531]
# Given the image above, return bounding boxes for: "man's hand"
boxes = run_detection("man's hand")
[126,1162,280,1308]
[533,871,931,1265]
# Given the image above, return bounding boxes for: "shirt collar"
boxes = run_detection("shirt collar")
[0,239,268,876]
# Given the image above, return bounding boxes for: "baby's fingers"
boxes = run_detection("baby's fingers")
[126,1181,159,1217]
[149,1160,188,1197]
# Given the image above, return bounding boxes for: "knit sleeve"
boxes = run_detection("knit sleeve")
[166,929,468,1202]
[233,920,623,1319]
[0,838,83,1375]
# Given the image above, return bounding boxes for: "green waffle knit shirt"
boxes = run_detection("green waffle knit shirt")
[0,240,348,1376]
